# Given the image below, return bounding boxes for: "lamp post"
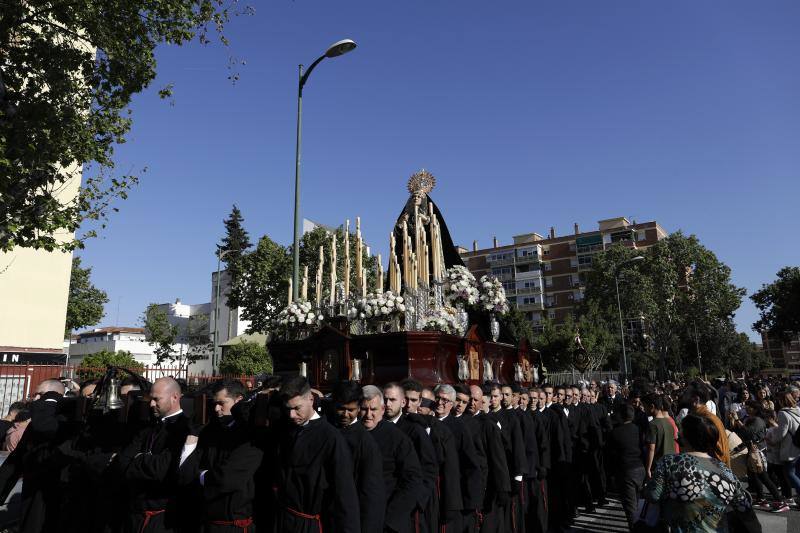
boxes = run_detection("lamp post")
[292,38,357,300]
[213,248,238,372]
[614,255,645,382]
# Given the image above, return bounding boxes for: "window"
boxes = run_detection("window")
[543,248,550,256]
[637,230,647,241]
[570,258,578,267]
[548,310,556,319]
[578,255,593,266]
[544,263,552,271]
[569,243,576,251]
[522,280,538,289]
[522,296,538,305]
[545,278,552,287]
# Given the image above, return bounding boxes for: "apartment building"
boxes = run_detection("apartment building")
[761,331,800,371]
[460,217,667,328]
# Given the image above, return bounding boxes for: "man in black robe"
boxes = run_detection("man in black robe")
[469,385,510,533]
[486,383,527,533]
[385,382,449,533]
[0,379,70,533]
[502,384,540,533]
[361,385,422,533]
[115,377,194,533]
[271,376,360,533]
[178,380,263,532]
[453,384,489,531]
[332,381,386,533]
[434,384,483,532]
[527,388,551,533]
[546,386,575,532]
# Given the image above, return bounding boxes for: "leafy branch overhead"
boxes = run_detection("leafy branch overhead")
[0,0,251,252]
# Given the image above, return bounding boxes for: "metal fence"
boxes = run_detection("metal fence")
[0,365,260,416]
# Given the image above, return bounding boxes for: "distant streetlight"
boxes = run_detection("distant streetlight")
[615,255,645,382]
[292,39,357,300]
[213,248,239,372]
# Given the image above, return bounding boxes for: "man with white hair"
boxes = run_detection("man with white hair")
[362,385,423,533]
[116,377,194,533]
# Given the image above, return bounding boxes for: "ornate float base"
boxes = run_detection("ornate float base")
[269,325,538,390]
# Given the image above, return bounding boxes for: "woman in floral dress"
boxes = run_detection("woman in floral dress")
[643,414,761,532]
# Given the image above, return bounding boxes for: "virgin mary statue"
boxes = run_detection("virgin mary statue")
[393,169,464,273]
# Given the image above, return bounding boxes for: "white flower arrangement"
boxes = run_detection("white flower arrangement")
[274,300,324,330]
[423,306,460,334]
[347,291,406,321]
[444,265,479,307]
[478,275,509,315]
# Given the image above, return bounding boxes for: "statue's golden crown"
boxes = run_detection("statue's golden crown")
[407,169,436,196]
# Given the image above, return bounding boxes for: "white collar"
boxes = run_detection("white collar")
[389,413,402,424]
[349,417,359,426]
[302,411,320,426]
[438,413,449,422]
[162,409,183,422]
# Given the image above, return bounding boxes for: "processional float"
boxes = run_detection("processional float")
[269,170,538,389]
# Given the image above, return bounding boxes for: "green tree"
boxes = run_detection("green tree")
[500,305,534,346]
[76,349,144,379]
[533,318,573,372]
[65,256,109,334]
[218,205,252,309]
[583,232,746,377]
[142,303,209,372]
[234,235,291,334]
[751,266,800,341]
[574,300,619,373]
[1,1,248,252]
[219,340,272,375]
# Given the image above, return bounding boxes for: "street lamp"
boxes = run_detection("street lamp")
[614,255,645,382]
[292,38,357,300]
[213,248,239,372]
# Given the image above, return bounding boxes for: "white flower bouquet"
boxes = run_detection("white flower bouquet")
[422,306,460,334]
[478,275,509,315]
[444,265,479,307]
[274,300,324,330]
[347,291,406,321]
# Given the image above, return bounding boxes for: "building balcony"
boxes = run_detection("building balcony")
[514,269,542,281]
[576,243,604,254]
[514,255,539,266]
[577,263,594,272]
[515,286,542,295]
[518,302,545,312]
[488,256,515,267]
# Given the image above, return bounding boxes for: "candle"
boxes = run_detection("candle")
[330,234,337,306]
[377,254,383,293]
[362,268,368,297]
[356,217,363,292]
[287,278,293,306]
[344,220,350,298]
[302,265,309,301]
[316,246,324,305]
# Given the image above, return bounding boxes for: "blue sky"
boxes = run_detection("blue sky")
[77,1,800,339]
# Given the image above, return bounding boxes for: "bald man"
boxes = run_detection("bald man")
[0,379,68,532]
[116,377,194,533]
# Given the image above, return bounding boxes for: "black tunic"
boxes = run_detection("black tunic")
[273,416,360,533]
[339,421,387,533]
[368,419,423,533]
[0,397,73,533]
[402,412,461,533]
[395,414,437,512]
[116,412,193,533]
[178,417,263,531]
[441,415,483,511]
[473,411,510,508]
